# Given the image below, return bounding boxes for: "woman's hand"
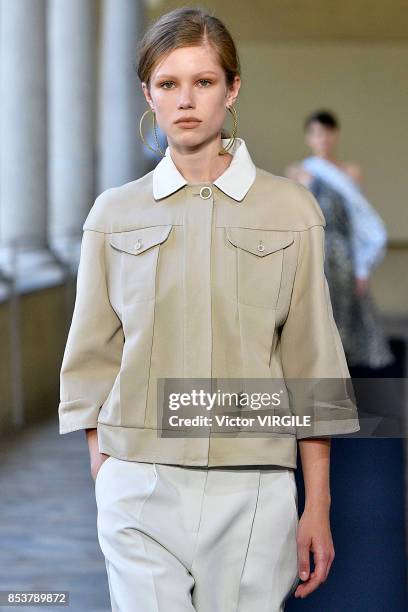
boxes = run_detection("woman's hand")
[91,453,111,482]
[294,501,335,599]
[85,428,111,481]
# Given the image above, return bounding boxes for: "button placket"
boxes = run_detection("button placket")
[183,184,214,464]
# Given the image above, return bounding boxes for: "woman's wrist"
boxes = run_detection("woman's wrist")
[304,493,331,513]
[85,428,100,458]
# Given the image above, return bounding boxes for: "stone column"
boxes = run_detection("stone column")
[47,0,97,266]
[0,0,64,291]
[0,0,47,253]
[97,0,149,192]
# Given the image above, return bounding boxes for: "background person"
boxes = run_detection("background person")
[286,110,394,370]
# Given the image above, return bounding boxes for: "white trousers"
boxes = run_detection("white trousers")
[95,459,300,612]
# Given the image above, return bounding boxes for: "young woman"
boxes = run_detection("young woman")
[286,110,394,370]
[59,9,359,611]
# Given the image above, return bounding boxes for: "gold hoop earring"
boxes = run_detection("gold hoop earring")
[219,105,238,155]
[139,108,166,158]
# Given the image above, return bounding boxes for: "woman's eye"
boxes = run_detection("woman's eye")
[159,79,212,89]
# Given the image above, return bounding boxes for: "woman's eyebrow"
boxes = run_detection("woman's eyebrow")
[155,71,218,80]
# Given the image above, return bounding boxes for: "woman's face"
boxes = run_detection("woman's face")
[142,43,240,150]
[305,121,339,157]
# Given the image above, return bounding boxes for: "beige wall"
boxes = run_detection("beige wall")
[149,1,408,44]
[0,302,12,434]
[0,286,69,434]
[236,43,408,241]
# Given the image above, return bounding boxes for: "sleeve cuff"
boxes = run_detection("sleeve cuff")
[296,402,360,439]
[58,399,101,434]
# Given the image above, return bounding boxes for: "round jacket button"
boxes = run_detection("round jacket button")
[199,186,212,199]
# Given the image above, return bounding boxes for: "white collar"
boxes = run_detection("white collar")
[152,137,257,203]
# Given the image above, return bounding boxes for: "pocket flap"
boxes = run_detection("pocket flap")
[109,225,172,255]
[226,227,294,257]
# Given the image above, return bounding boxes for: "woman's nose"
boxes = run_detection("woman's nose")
[177,88,195,108]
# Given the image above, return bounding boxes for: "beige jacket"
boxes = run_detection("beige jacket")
[58,137,360,468]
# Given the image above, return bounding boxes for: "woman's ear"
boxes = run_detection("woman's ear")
[227,75,241,106]
[141,82,154,110]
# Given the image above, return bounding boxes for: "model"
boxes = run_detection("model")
[58,8,360,611]
[286,109,394,370]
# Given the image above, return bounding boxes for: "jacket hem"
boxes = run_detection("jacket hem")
[96,422,299,468]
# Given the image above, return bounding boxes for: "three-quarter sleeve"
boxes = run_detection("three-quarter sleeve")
[279,223,360,439]
[58,229,124,434]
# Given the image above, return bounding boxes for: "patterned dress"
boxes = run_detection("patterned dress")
[309,176,394,369]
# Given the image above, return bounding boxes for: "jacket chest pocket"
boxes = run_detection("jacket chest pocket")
[225,227,294,308]
[109,225,172,303]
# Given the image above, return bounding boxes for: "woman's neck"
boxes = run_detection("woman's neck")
[168,138,233,184]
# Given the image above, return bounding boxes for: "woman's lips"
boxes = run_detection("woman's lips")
[175,120,201,128]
